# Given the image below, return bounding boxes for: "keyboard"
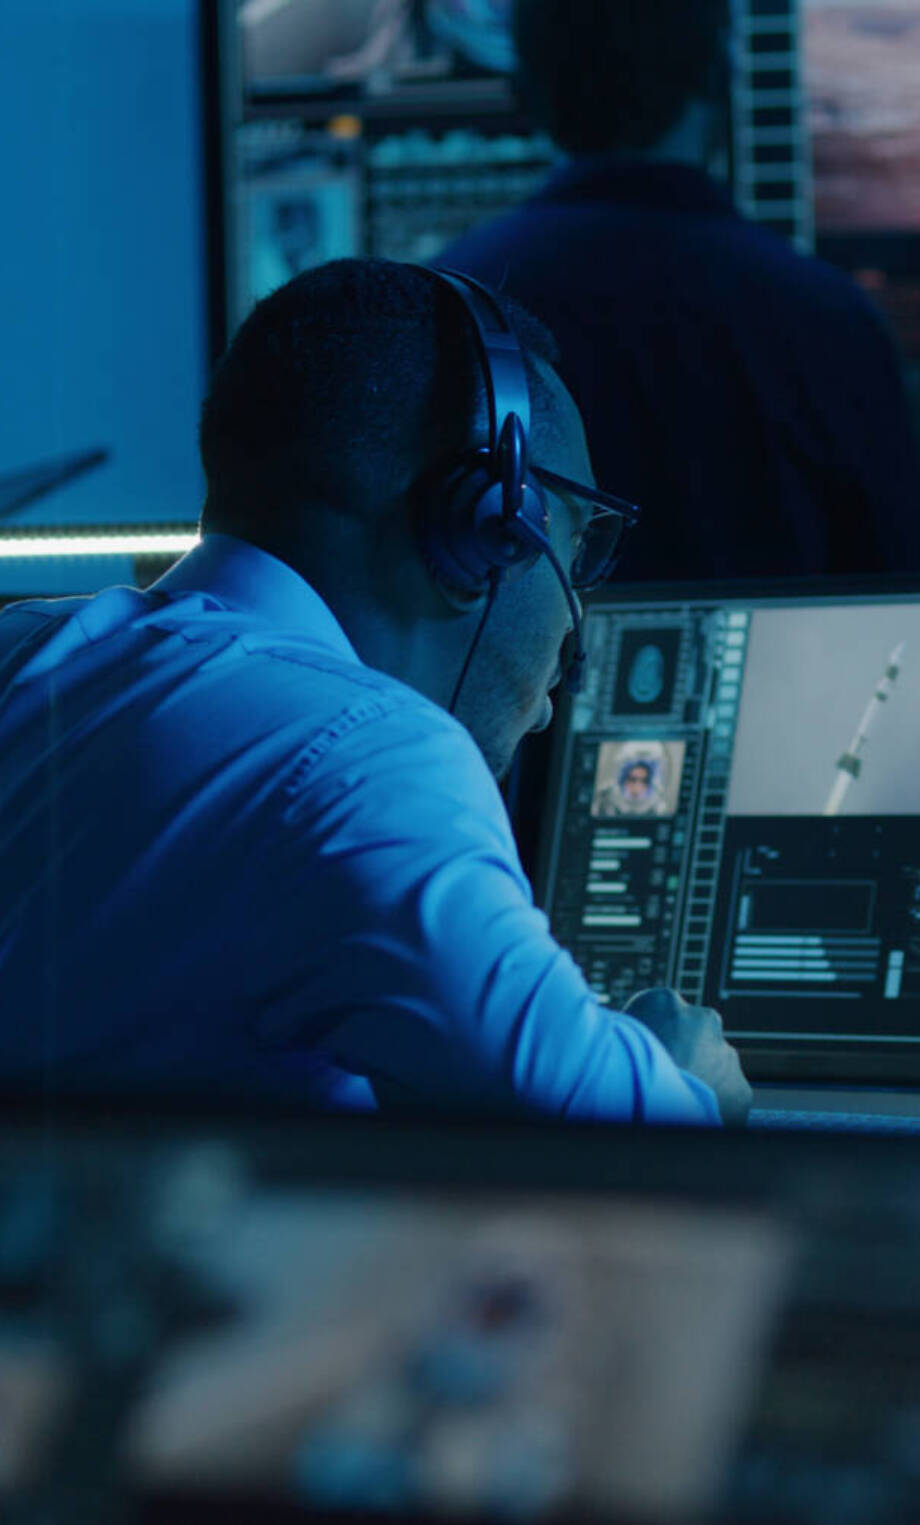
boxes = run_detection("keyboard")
[749,1108,920,1134]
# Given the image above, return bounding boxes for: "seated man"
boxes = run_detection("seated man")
[0,259,748,1123]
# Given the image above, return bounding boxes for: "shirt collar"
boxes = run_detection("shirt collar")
[151,532,360,662]
[537,155,737,218]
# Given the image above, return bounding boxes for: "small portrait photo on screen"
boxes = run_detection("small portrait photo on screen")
[591,741,686,820]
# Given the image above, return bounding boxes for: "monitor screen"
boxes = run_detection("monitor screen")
[537,585,920,1083]
[240,0,515,95]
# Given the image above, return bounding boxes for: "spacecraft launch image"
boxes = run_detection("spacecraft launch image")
[727,605,920,818]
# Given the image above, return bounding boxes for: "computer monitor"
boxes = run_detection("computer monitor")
[536,581,920,1087]
[219,1,554,323]
[804,0,920,239]
[802,0,920,381]
[0,2,210,542]
[3,1102,920,1524]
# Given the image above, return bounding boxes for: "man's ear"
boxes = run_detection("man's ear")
[408,483,491,614]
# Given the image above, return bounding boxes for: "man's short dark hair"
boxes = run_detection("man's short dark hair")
[512,0,730,155]
[199,259,558,543]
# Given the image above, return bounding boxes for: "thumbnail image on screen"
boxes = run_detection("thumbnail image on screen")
[803,0,920,234]
[591,741,686,820]
[243,164,360,302]
[726,604,920,817]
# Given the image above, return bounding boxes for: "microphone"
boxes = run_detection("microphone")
[565,631,587,695]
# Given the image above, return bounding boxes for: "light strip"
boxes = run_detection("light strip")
[0,532,199,559]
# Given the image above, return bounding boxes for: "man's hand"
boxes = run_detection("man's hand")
[624,987,752,1126]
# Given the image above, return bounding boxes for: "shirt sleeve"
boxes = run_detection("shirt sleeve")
[266,701,720,1127]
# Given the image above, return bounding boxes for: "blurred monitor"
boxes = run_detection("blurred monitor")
[804,0,920,238]
[229,0,553,323]
[803,0,920,372]
[3,1106,920,1524]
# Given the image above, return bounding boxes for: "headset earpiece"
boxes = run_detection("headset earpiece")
[417,439,549,601]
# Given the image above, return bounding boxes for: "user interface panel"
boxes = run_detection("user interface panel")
[539,593,920,1079]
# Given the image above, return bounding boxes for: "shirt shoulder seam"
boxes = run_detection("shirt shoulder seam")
[281,689,460,790]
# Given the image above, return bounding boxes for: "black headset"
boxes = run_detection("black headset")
[414,267,587,711]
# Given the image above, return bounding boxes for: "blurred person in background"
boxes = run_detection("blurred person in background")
[440,0,920,580]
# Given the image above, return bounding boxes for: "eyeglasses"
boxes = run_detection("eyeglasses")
[532,466,642,592]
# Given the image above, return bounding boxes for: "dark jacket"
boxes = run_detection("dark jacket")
[440,157,920,580]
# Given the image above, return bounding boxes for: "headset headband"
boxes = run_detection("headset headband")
[417,263,591,704]
[430,268,532,454]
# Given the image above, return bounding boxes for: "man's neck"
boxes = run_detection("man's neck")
[310,572,467,716]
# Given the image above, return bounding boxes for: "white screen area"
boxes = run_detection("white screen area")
[727,603,920,816]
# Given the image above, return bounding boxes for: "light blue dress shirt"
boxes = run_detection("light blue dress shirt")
[0,534,718,1123]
